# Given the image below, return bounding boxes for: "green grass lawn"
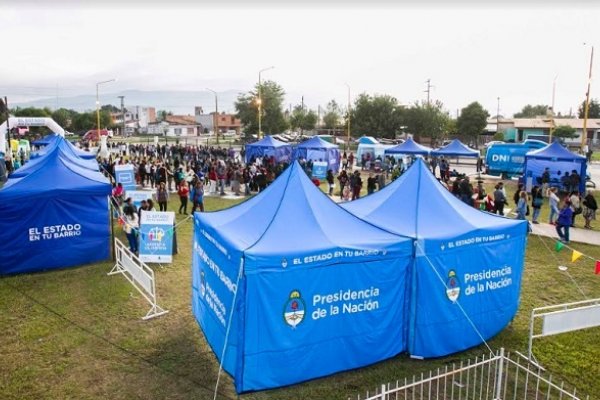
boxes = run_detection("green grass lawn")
[1,189,600,400]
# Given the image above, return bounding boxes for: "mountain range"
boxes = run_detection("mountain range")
[13,89,243,115]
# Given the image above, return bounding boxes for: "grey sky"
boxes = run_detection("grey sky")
[0,5,598,117]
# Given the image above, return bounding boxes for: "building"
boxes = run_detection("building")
[111,106,157,134]
[195,106,242,135]
[498,117,600,147]
[147,115,201,137]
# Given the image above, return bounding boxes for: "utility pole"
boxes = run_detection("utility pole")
[317,105,321,131]
[425,79,432,104]
[345,83,351,151]
[549,76,557,142]
[496,97,500,138]
[118,95,125,137]
[300,96,304,136]
[581,44,594,152]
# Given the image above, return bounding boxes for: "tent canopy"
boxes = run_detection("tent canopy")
[357,136,378,144]
[31,133,59,146]
[193,161,413,392]
[524,141,587,193]
[526,140,586,161]
[244,135,293,164]
[198,161,410,269]
[293,136,340,173]
[342,159,528,358]
[384,137,431,155]
[0,142,111,275]
[431,139,480,157]
[14,136,99,178]
[296,135,338,149]
[0,143,109,200]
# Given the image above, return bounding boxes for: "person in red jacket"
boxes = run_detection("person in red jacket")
[178,181,190,214]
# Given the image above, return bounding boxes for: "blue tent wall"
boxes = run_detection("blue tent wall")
[192,161,413,393]
[244,136,293,164]
[0,148,111,275]
[524,141,587,193]
[293,136,340,173]
[342,159,528,358]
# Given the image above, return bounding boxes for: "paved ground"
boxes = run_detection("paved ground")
[530,222,600,245]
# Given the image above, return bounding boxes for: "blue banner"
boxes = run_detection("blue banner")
[126,190,151,208]
[409,235,526,358]
[240,256,409,391]
[312,161,328,179]
[114,164,136,191]
[139,211,175,263]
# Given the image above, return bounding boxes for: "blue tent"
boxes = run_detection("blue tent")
[0,144,111,275]
[524,141,587,193]
[30,135,97,161]
[342,159,528,358]
[31,133,59,146]
[244,135,293,164]
[357,136,378,144]
[192,161,413,393]
[431,139,480,157]
[13,136,99,178]
[384,137,431,155]
[293,136,341,172]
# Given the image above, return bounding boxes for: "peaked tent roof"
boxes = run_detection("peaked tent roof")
[246,135,290,148]
[431,139,480,157]
[13,136,98,178]
[342,158,526,244]
[0,144,111,201]
[526,140,586,161]
[31,133,59,146]
[384,137,431,155]
[196,161,412,271]
[357,136,378,144]
[296,136,339,149]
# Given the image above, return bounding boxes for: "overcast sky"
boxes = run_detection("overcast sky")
[0,4,598,117]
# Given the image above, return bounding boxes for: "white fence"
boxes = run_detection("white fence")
[108,238,169,320]
[354,348,588,400]
[529,298,600,358]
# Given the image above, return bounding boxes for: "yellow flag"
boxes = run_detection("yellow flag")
[572,250,583,263]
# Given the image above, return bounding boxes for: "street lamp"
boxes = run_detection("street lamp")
[96,78,116,141]
[258,66,274,139]
[345,83,351,151]
[206,88,219,145]
[581,43,594,152]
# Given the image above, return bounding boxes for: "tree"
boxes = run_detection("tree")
[403,100,450,144]
[101,104,120,113]
[157,110,173,121]
[51,108,76,130]
[578,99,600,119]
[289,105,317,131]
[348,94,404,139]
[70,111,112,133]
[513,104,548,118]
[553,125,577,139]
[12,106,52,118]
[322,100,341,129]
[235,80,288,138]
[456,102,489,143]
